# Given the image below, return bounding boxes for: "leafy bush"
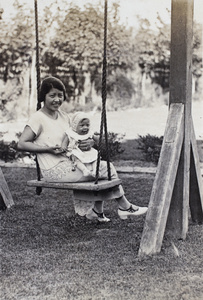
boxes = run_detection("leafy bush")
[137,134,163,164]
[94,132,125,161]
[0,140,17,162]
[0,140,33,162]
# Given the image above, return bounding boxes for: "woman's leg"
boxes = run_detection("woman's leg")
[115,195,131,209]
[116,195,148,219]
[86,200,110,222]
[93,201,104,213]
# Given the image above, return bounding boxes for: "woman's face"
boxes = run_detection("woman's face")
[44,88,64,112]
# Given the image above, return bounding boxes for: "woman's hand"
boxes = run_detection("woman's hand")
[49,145,67,155]
[78,138,94,151]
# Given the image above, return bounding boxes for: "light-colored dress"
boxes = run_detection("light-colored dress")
[26,109,124,215]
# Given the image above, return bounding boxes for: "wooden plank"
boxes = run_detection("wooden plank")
[169,0,193,106]
[27,178,122,192]
[189,121,203,223]
[138,103,184,256]
[0,168,14,209]
[0,192,7,210]
[168,0,194,240]
[166,144,186,238]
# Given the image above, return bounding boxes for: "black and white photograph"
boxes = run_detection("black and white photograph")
[0,0,203,299]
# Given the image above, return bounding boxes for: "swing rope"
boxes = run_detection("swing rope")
[95,0,111,184]
[34,0,42,195]
[34,0,41,111]
[33,0,111,191]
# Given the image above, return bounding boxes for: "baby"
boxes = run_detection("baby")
[62,112,99,177]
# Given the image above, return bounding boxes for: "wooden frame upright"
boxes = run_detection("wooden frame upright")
[139,0,203,256]
[0,168,14,209]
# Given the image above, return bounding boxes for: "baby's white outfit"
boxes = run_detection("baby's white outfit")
[65,128,98,163]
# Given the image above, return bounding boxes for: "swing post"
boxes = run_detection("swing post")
[139,0,203,256]
[0,168,14,209]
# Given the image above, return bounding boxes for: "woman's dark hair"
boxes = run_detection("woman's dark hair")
[39,76,67,102]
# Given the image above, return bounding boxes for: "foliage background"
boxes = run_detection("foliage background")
[0,0,202,121]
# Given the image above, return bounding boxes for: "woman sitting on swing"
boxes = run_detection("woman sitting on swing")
[18,76,148,222]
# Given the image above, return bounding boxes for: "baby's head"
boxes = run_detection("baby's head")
[71,112,91,135]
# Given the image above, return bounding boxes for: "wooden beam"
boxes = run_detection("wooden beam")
[169,0,194,105]
[0,168,14,209]
[166,144,187,238]
[138,103,184,256]
[27,178,122,193]
[167,0,194,239]
[139,0,203,256]
[189,122,203,223]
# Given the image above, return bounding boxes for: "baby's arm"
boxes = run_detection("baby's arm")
[61,133,70,152]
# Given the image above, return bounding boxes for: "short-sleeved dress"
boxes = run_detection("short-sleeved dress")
[26,109,124,215]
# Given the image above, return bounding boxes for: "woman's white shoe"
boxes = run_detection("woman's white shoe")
[86,208,110,222]
[118,205,148,220]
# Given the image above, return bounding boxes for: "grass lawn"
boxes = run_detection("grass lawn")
[1,139,203,300]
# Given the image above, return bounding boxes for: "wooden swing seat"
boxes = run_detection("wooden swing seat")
[27,178,122,192]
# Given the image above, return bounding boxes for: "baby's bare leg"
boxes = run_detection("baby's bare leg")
[74,157,92,177]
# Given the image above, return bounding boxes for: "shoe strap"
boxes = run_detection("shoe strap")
[118,205,139,212]
[92,208,104,218]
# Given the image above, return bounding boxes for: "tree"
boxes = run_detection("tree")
[0,0,202,118]
[0,0,35,120]
[135,15,170,92]
[40,2,136,102]
[0,0,34,82]
[134,13,202,94]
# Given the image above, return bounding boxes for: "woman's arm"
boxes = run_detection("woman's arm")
[78,132,100,151]
[17,125,65,155]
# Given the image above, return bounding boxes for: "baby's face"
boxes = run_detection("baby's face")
[76,118,90,135]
